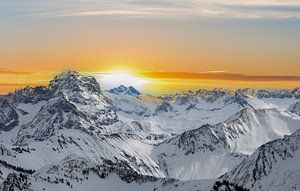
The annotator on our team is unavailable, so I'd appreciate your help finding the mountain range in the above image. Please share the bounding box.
[1,71,300,191]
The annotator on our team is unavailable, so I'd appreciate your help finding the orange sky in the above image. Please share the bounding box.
[1,70,300,95]
[1,1,300,94]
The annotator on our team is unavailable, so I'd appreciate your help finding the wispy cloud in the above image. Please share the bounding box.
[0,68,32,75]
[140,71,300,81]
[0,83,42,87]
[200,70,228,74]
[3,0,300,19]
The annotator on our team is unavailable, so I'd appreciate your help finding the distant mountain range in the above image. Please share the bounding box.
[1,71,300,191]
[108,85,141,96]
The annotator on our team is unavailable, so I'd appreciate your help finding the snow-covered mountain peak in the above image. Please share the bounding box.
[108,85,141,96]
[49,70,103,97]
[153,124,244,180]
[225,92,252,108]
[224,108,257,123]
[218,107,300,154]
[13,72,119,145]
[167,124,229,154]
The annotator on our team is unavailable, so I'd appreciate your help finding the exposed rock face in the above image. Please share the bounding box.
[0,144,16,158]
[288,101,300,116]
[1,173,31,191]
[5,86,49,104]
[0,100,19,131]
[155,102,173,113]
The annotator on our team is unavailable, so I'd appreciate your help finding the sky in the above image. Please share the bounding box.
[0,0,300,94]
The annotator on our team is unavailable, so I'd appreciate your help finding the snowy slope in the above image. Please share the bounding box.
[219,108,300,154]
[153,124,246,180]
[0,154,213,191]
[152,108,300,180]
[1,130,165,178]
[0,71,300,190]
[220,128,300,191]
[104,92,153,117]
[0,101,46,144]
[288,101,300,116]
[104,86,300,138]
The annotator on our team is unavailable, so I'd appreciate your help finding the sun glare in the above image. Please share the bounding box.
[96,71,149,91]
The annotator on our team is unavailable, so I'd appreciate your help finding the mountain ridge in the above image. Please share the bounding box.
[1,70,300,190]
[108,85,141,97]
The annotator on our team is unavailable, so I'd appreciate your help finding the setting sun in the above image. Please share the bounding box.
[96,71,149,91]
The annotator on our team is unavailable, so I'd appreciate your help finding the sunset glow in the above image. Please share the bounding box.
[2,69,300,95]
[1,0,300,94]
[96,71,149,91]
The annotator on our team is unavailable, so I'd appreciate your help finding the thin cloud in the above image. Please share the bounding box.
[140,71,300,82]
[5,0,300,19]
[0,83,44,87]
[0,68,33,75]
[200,70,228,74]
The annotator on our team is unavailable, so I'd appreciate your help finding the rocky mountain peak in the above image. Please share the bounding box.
[49,70,102,97]
[14,71,119,144]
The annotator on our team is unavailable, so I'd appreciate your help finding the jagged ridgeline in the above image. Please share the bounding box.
[0,71,300,191]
